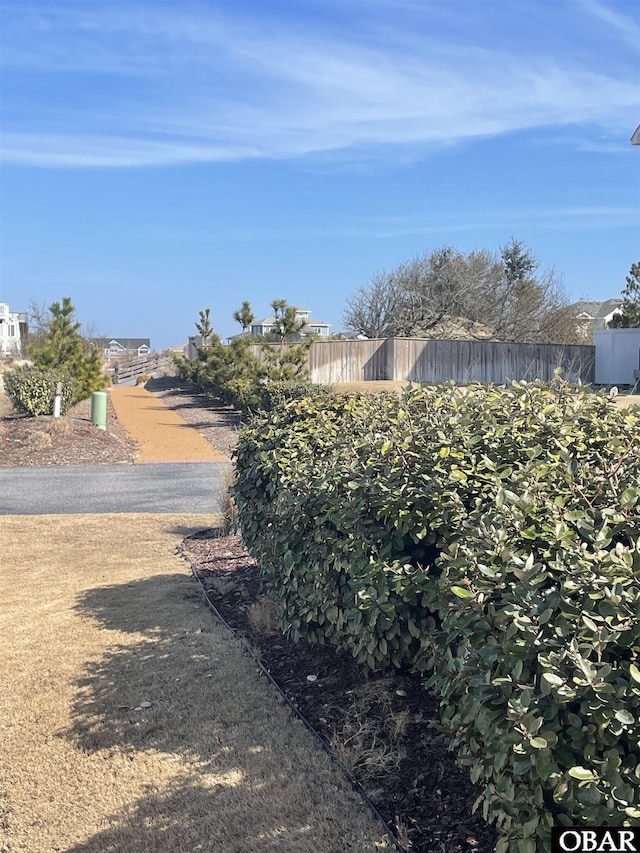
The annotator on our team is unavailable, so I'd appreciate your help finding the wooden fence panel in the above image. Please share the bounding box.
[228,338,595,386]
[309,339,389,383]
[393,339,594,385]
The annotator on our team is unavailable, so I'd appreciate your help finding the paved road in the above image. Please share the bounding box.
[0,462,230,515]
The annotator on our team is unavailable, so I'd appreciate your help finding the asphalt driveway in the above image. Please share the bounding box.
[0,462,230,515]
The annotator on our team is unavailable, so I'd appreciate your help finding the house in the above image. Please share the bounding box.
[570,299,623,342]
[229,307,331,342]
[0,303,28,357]
[93,337,152,361]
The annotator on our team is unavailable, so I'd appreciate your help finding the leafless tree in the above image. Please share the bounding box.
[343,272,407,338]
[343,241,582,344]
[24,299,52,355]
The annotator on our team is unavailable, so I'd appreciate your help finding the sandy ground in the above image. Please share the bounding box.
[0,514,391,853]
[612,393,640,409]
[109,385,228,463]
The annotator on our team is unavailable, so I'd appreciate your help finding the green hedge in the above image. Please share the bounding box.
[3,364,76,416]
[233,382,640,852]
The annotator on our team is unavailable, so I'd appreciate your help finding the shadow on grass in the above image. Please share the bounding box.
[163,523,222,538]
[62,776,326,853]
[64,573,223,755]
[61,573,387,852]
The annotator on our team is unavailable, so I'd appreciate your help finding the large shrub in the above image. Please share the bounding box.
[4,364,76,416]
[233,382,640,852]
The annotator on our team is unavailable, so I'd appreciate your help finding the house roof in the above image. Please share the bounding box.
[93,337,151,349]
[570,299,622,320]
[632,124,640,145]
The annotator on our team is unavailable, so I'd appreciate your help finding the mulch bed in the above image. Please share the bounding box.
[182,531,499,853]
[0,397,137,467]
[0,377,240,467]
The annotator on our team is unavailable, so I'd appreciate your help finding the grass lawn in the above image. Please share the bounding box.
[0,513,391,853]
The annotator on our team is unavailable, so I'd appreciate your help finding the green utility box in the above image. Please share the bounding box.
[91,391,108,431]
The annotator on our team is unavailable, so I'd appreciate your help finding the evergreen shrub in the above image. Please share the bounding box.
[4,364,76,416]
[233,382,640,852]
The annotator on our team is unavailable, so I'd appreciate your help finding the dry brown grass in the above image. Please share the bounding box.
[0,513,391,853]
[0,378,13,417]
[330,679,409,781]
[247,595,279,636]
[26,429,53,450]
[44,415,72,434]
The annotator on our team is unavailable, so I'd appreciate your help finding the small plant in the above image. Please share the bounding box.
[46,417,71,435]
[27,430,53,451]
[247,596,278,636]
[208,576,236,597]
[330,681,408,781]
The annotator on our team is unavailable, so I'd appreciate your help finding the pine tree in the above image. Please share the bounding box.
[609,262,640,328]
[261,300,311,380]
[232,301,255,334]
[30,297,106,402]
[196,308,213,346]
[269,299,305,346]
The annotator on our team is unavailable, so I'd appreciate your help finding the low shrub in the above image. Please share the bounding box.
[233,381,640,851]
[3,364,76,416]
[257,379,334,412]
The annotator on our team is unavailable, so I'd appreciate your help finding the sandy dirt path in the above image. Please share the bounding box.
[0,514,391,853]
[109,385,229,463]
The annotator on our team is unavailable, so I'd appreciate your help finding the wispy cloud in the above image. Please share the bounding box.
[371,205,638,238]
[1,2,638,168]
[582,0,640,50]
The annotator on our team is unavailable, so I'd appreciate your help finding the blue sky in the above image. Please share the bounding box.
[1,0,639,348]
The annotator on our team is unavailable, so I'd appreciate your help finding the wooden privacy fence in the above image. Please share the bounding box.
[251,338,596,386]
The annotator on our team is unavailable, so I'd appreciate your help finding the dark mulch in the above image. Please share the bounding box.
[182,531,499,853]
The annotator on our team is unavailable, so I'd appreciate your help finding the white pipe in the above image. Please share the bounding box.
[53,381,62,418]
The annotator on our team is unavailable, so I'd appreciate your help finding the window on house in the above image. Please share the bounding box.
[8,325,15,337]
